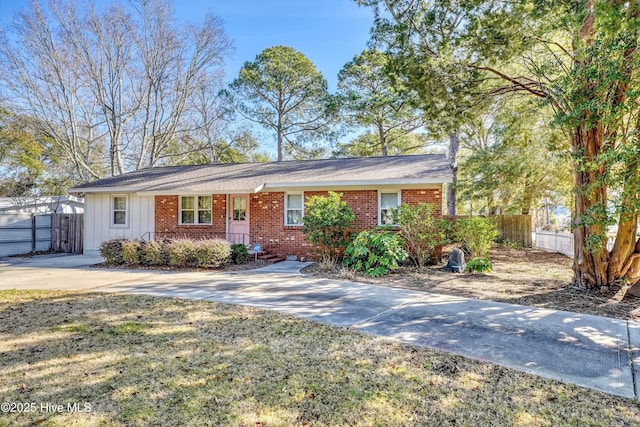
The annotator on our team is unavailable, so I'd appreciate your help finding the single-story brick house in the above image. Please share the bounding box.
[69,154,453,258]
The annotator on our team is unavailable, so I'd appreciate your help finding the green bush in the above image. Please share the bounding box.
[466,257,493,273]
[302,191,355,264]
[498,238,524,249]
[143,240,169,266]
[453,217,499,258]
[392,203,450,268]
[121,240,143,266]
[230,243,249,264]
[343,230,407,277]
[100,239,125,265]
[193,239,231,268]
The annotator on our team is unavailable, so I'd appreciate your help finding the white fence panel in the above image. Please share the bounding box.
[535,230,615,258]
[535,231,574,257]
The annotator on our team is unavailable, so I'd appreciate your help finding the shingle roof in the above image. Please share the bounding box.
[69,154,452,194]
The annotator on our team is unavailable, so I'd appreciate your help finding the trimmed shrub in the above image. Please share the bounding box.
[193,239,231,268]
[453,217,499,258]
[302,191,355,264]
[230,243,249,264]
[167,239,198,267]
[100,239,125,265]
[392,203,450,268]
[343,230,407,277]
[143,240,168,266]
[466,257,493,273]
[103,238,231,269]
[121,240,143,266]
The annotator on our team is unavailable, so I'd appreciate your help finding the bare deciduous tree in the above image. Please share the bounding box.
[0,0,232,179]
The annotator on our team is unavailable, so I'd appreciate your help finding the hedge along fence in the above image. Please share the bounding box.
[100,238,232,269]
[444,215,532,248]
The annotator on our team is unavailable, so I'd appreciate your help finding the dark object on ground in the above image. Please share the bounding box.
[446,248,466,273]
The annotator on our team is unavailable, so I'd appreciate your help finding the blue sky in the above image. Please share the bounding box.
[0,0,374,91]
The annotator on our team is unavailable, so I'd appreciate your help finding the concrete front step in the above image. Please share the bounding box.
[258,253,286,264]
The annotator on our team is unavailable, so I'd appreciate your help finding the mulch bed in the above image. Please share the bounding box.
[303,246,640,320]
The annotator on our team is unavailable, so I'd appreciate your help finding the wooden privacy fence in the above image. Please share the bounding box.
[51,213,83,254]
[493,215,533,248]
[445,214,533,248]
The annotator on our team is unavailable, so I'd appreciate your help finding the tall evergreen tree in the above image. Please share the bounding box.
[228,46,335,161]
[336,50,426,156]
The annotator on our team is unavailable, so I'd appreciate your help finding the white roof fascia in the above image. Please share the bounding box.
[68,186,140,194]
[75,178,451,196]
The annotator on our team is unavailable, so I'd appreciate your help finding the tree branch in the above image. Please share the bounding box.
[467,64,548,98]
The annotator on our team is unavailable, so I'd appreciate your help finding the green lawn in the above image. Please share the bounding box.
[1,290,639,426]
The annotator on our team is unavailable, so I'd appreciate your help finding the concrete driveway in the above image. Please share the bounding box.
[1,254,638,399]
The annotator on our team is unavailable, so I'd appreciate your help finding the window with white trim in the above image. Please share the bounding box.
[179,195,212,225]
[285,193,303,226]
[379,191,400,225]
[112,195,128,226]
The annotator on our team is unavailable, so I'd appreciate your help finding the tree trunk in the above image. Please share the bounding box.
[570,2,610,289]
[621,239,640,284]
[447,132,460,216]
[521,173,532,215]
[487,192,497,216]
[571,123,610,289]
[607,155,640,285]
[110,144,116,176]
[277,117,283,161]
[569,1,640,290]
[378,123,388,156]
[610,217,639,279]
[447,172,457,216]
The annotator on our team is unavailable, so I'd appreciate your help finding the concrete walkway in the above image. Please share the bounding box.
[1,256,638,399]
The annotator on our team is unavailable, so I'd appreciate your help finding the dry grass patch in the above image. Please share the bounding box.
[1,290,639,426]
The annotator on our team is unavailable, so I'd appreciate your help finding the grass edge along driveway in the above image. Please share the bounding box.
[1,290,639,426]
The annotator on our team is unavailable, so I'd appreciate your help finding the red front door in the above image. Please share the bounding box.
[228,194,249,245]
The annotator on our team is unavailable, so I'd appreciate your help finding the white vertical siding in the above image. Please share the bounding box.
[84,193,155,253]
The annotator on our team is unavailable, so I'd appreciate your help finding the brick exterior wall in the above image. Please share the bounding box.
[153,187,443,259]
[155,195,226,238]
[402,189,442,214]
[249,192,309,257]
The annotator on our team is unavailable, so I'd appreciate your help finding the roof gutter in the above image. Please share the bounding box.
[261,178,452,189]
